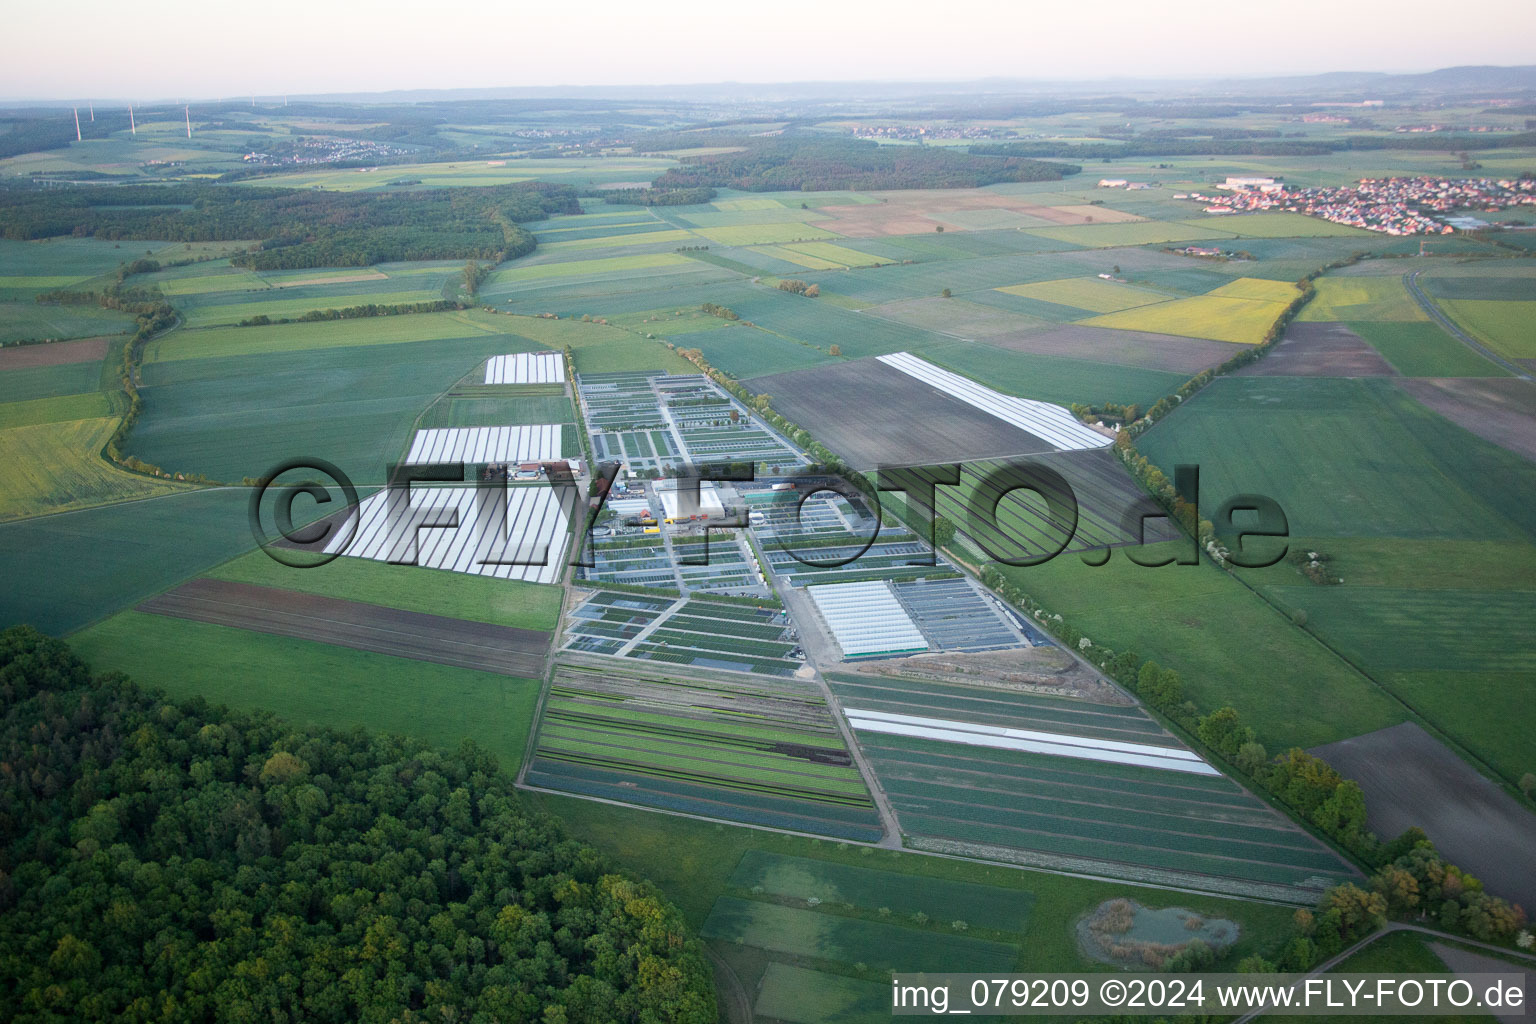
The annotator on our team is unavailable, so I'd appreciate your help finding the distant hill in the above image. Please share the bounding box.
[5,65,1535,109]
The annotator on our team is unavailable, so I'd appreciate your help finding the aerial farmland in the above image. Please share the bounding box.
[2,58,1535,1020]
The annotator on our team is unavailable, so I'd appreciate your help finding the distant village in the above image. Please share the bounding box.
[849,124,1008,141]
[241,138,411,167]
[1183,175,1536,235]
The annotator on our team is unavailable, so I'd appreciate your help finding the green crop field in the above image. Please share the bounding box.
[778,241,893,268]
[692,223,840,246]
[752,964,890,1024]
[923,340,1186,408]
[483,252,695,285]
[1176,212,1375,238]
[0,487,259,634]
[0,360,111,404]
[155,268,274,295]
[208,550,563,631]
[1136,376,1536,541]
[997,276,1172,313]
[1437,299,1536,360]
[540,228,697,251]
[689,325,839,378]
[175,288,447,328]
[234,156,678,191]
[0,390,112,429]
[1026,221,1234,248]
[1346,321,1508,377]
[1299,276,1428,322]
[0,416,193,521]
[0,302,134,345]
[994,546,1405,751]
[1252,578,1536,781]
[701,897,1021,973]
[144,311,508,362]
[728,852,1036,932]
[131,335,519,485]
[72,612,543,773]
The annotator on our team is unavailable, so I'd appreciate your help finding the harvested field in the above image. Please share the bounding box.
[749,358,1057,469]
[138,578,551,677]
[1398,377,1536,463]
[0,417,193,521]
[1236,322,1398,377]
[1311,723,1536,912]
[809,189,1138,238]
[983,325,1237,374]
[0,336,111,370]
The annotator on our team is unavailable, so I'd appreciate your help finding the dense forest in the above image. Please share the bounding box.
[652,138,1079,191]
[0,182,581,270]
[0,627,715,1023]
[591,187,717,207]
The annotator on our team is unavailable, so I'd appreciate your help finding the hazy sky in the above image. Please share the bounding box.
[4,0,1534,99]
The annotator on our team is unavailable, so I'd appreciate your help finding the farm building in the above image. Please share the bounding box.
[404,425,563,464]
[654,479,727,521]
[485,351,564,384]
[1221,176,1277,189]
[323,484,572,584]
[808,581,928,658]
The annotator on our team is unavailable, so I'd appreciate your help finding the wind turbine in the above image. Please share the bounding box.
[73,107,81,142]
[185,105,192,139]
[89,103,94,122]
[129,104,136,136]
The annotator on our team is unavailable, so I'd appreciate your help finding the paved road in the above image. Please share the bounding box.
[1405,270,1532,380]
[139,578,550,677]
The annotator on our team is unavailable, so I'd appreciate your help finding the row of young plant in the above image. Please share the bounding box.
[658,259,1532,970]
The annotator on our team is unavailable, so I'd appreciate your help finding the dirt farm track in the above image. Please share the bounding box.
[138,578,551,678]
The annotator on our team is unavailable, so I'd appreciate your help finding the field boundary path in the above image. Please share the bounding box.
[612,595,688,655]
[703,945,754,1024]
[1229,921,1536,1022]
[1405,270,1532,380]
[138,578,550,677]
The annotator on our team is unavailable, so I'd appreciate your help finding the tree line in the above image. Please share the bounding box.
[591,187,716,206]
[653,138,1079,192]
[0,182,579,270]
[0,627,715,1023]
